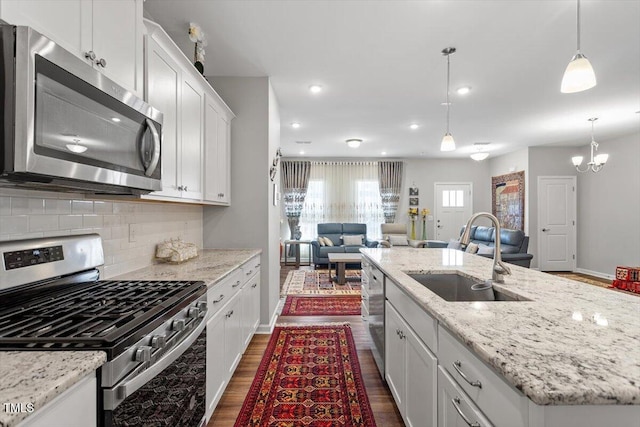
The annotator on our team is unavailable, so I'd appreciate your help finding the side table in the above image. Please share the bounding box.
[283,240,312,267]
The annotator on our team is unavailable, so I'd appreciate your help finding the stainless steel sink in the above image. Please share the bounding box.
[407,273,530,302]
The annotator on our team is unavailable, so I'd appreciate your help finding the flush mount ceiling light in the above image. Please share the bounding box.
[381,151,387,156]
[572,117,608,173]
[409,123,419,130]
[456,86,471,95]
[470,142,490,161]
[346,138,362,148]
[561,0,597,93]
[291,122,301,128]
[309,85,323,94]
[440,47,456,152]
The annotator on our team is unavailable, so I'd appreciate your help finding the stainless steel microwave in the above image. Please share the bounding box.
[0,25,162,195]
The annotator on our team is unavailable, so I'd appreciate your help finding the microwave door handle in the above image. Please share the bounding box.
[144,118,161,177]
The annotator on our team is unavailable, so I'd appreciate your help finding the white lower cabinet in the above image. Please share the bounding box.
[438,367,493,427]
[241,272,261,351]
[385,301,438,427]
[18,374,96,427]
[206,306,227,418]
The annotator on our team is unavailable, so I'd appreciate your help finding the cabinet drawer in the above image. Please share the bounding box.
[370,265,383,288]
[386,278,438,353]
[438,366,493,427]
[207,268,245,315]
[242,255,261,279]
[438,326,528,427]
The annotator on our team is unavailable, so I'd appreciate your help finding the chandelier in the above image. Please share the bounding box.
[571,118,608,173]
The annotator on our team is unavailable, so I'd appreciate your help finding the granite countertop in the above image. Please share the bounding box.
[361,247,640,406]
[0,249,260,427]
[0,351,106,427]
[112,248,261,285]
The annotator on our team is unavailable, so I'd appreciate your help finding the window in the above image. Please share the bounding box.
[442,190,464,207]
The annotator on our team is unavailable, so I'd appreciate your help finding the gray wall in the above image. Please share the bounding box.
[203,76,280,331]
[574,131,640,275]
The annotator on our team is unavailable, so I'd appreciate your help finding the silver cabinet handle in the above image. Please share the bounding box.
[96,57,107,68]
[226,310,234,318]
[251,283,257,288]
[84,50,96,61]
[212,294,224,303]
[184,186,188,191]
[143,119,161,177]
[232,280,241,288]
[542,228,550,232]
[453,360,482,388]
[246,269,253,276]
[451,397,480,427]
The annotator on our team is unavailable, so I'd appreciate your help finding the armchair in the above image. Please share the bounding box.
[378,223,426,248]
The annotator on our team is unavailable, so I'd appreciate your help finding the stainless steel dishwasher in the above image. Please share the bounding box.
[367,263,385,379]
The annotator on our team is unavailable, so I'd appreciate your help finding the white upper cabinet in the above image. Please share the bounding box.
[143,19,234,205]
[0,0,143,97]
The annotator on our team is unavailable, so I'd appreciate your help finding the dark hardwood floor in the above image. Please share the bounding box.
[207,265,404,426]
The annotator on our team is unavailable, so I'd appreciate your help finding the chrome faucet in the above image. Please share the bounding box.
[459,212,511,283]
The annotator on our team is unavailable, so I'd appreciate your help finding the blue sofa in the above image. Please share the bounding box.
[311,223,378,268]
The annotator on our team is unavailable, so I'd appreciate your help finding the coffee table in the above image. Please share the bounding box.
[328,253,362,285]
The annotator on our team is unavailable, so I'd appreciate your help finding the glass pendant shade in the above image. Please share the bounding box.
[440,133,455,152]
[561,53,597,93]
[571,156,584,166]
[594,153,608,165]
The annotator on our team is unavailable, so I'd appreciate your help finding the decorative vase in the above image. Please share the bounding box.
[410,219,416,240]
[293,226,302,240]
[421,218,427,240]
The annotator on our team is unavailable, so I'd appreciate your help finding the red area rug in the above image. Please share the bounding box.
[281,296,362,316]
[234,324,376,426]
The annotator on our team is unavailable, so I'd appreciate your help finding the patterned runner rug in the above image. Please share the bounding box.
[234,324,376,426]
[282,270,361,295]
[281,295,362,316]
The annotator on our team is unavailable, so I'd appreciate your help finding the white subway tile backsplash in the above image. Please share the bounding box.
[0,191,203,278]
[29,215,59,232]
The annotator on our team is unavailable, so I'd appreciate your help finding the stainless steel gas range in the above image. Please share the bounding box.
[0,234,208,427]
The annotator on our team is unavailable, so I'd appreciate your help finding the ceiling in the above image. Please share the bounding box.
[144,0,640,159]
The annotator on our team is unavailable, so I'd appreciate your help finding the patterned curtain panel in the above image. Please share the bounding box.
[281,161,311,239]
[378,161,403,223]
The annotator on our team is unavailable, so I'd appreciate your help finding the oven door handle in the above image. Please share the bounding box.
[143,118,161,177]
[103,316,205,411]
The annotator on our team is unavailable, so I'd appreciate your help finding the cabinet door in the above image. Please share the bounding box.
[216,113,230,204]
[145,37,181,198]
[223,295,243,379]
[0,0,88,61]
[203,93,231,205]
[91,0,143,96]
[385,301,406,411]
[180,74,204,200]
[206,309,227,419]
[438,367,493,427]
[405,325,438,427]
[241,273,260,350]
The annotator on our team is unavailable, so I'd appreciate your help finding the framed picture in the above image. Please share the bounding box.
[409,197,419,206]
[409,187,419,196]
[491,171,525,231]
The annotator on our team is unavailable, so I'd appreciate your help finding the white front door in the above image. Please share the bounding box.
[538,176,577,271]
[434,183,473,241]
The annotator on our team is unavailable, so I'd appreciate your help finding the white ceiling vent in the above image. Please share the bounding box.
[295,140,312,144]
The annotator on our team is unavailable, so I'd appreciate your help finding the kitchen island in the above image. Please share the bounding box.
[362,247,639,426]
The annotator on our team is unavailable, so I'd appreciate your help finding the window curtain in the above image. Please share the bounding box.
[300,161,385,240]
[281,161,311,240]
[378,161,404,223]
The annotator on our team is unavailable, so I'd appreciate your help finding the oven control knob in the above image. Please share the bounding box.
[188,307,201,319]
[196,301,208,314]
[172,319,185,332]
[151,335,166,349]
[134,346,152,362]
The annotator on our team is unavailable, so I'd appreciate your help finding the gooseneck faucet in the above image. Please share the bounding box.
[459,212,511,283]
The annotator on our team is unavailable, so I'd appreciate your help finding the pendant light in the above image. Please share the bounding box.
[561,0,597,93]
[571,117,608,173]
[440,47,456,152]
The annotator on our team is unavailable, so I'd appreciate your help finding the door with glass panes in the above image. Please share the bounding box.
[434,183,473,241]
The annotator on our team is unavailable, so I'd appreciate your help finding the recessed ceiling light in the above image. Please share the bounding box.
[409,124,419,130]
[299,150,305,155]
[309,85,323,94]
[291,122,301,128]
[111,117,121,122]
[456,86,471,95]
[346,138,362,148]
[381,151,387,156]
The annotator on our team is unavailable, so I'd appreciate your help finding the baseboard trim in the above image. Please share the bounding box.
[575,268,614,280]
[256,305,278,334]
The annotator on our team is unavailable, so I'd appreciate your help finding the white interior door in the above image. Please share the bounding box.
[434,183,472,241]
[538,176,576,271]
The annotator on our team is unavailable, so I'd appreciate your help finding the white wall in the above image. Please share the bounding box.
[574,131,640,276]
[0,189,203,278]
[403,158,492,238]
[203,76,280,331]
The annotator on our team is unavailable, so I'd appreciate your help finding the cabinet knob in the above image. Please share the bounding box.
[96,58,107,68]
[84,50,96,61]
[183,186,188,191]
[177,185,184,191]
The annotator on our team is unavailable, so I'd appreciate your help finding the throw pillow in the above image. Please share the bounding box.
[322,237,334,247]
[317,237,326,247]
[477,244,494,255]
[342,234,364,246]
[388,234,409,246]
[465,242,479,254]
[447,239,462,250]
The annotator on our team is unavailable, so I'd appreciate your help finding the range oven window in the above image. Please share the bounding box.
[106,329,206,427]
[33,55,161,179]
